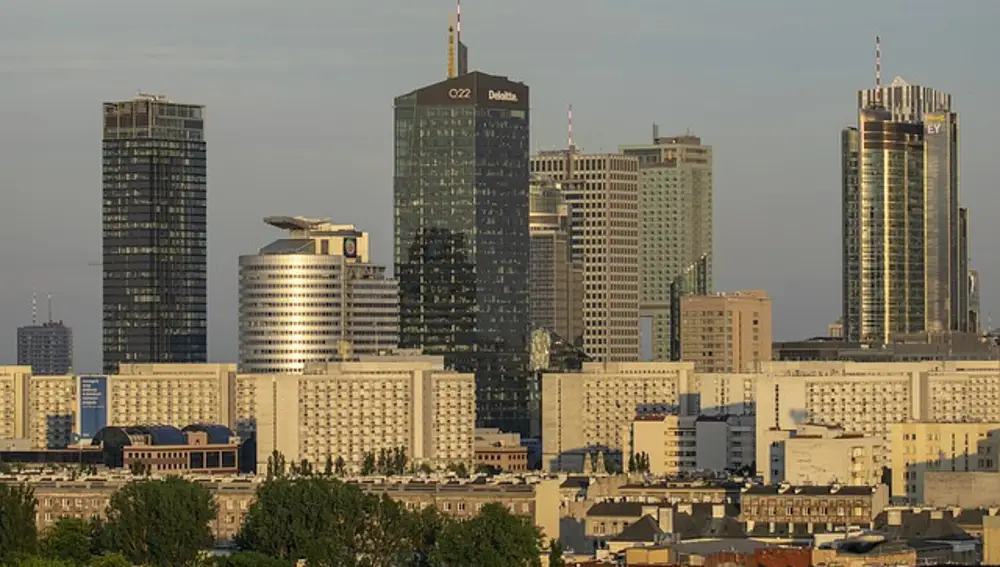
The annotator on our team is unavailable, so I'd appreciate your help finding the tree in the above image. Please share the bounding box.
[236,476,415,566]
[40,517,95,565]
[628,453,636,473]
[87,554,131,567]
[391,447,407,475]
[0,482,38,563]
[548,540,566,567]
[10,557,73,567]
[432,503,542,567]
[324,456,334,477]
[447,462,469,478]
[101,476,218,567]
[418,463,433,475]
[212,551,293,566]
[334,456,346,477]
[360,452,376,476]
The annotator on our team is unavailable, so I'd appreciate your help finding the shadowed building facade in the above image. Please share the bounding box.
[102,93,207,373]
[393,71,532,435]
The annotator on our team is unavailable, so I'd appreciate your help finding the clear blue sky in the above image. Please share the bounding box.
[1,0,997,372]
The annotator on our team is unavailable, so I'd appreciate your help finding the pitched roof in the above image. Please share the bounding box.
[611,515,663,542]
[587,501,645,517]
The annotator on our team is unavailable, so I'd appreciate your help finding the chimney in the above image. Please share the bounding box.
[888,510,902,526]
[658,507,674,534]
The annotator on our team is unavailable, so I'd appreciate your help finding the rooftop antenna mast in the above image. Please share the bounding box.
[447,14,455,78]
[566,104,575,178]
[874,35,882,106]
[47,293,52,324]
[31,288,37,325]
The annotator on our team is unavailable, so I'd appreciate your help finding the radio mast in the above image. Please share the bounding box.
[447,14,455,78]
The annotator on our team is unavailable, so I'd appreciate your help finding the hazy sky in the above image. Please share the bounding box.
[1,0,998,373]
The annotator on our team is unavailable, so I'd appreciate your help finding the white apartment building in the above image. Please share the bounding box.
[250,355,475,471]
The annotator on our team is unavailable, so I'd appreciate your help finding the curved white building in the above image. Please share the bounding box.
[238,217,399,374]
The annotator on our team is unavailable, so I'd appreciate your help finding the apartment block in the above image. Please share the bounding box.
[739,484,889,532]
[680,290,772,373]
[541,362,695,471]
[5,475,560,547]
[29,375,75,449]
[530,151,640,362]
[622,415,696,475]
[760,425,885,486]
[249,355,475,471]
[0,366,32,440]
[890,421,1000,504]
[109,363,237,430]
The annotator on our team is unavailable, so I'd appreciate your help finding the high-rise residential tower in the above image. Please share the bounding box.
[17,320,73,375]
[102,93,207,373]
[621,130,713,360]
[239,217,399,374]
[394,71,532,435]
[529,176,583,346]
[530,151,640,362]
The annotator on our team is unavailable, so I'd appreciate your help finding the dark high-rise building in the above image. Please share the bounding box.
[102,93,207,373]
[18,321,73,375]
[394,71,531,435]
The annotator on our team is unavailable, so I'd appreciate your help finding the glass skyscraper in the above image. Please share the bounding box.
[102,93,207,373]
[394,71,531,435]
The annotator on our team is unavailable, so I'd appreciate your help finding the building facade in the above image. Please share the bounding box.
[102,93,207,373]
[760,424,884,486]
[17,321,73,376]
[394,71,532,435]
[530,151,640,362]
[842,108,925,344]
[679,290,772,373]
[621,132,713,361]
[529,177,583,346]
[890,421,1000,504]
[238,216,399,374]
[250,355,475,471]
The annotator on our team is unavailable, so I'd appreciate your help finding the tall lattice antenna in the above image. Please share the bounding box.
[47,293,52,323]
[568,104,574,150]
[31,288,37,326]
[875,35,882,103]
[456,0,461,44]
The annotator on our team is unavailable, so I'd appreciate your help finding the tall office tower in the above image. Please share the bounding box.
[679,290,772,373]
[239,217,399,374]
[621,130,713,360]
[102,93,207,374]
[923,111,963,334]
[17,321,73,375]
[530,151,640,362]
[394,72,531,435]
[842,107,925,344]
[529,176,583,346]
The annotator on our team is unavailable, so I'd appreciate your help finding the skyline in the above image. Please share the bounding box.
[2,0,999,373]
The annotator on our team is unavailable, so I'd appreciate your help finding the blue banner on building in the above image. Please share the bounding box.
[79,376,108,440]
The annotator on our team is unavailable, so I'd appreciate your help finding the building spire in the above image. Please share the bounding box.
[875,35,882,104]
[568,104,574,151]
[31,288,37,326]
[447,14,455,78]
[47,293,53,324]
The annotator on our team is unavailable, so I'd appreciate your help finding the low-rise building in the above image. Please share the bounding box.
[623,415,696,475]
[759,425,884,486]
[474,428,528,472]
[739,484,889,536]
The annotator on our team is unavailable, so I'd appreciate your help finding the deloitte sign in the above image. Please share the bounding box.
[487,90,519,103]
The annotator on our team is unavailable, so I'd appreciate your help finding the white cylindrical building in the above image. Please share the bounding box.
[238,217,399,374]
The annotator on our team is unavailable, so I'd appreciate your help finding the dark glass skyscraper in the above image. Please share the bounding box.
[394,72,531,435]
[102,93,207,373]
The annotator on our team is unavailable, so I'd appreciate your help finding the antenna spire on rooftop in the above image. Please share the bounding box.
[31,288,37,326]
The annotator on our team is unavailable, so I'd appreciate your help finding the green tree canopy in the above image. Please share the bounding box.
[86,553,130,567]
[0,483,38,563]
[9,556,74,567]
[100,476,218,567]
[212,551,293,567]
[236,476,419,567]
[432,503,542,567]
[39,517,96,566]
